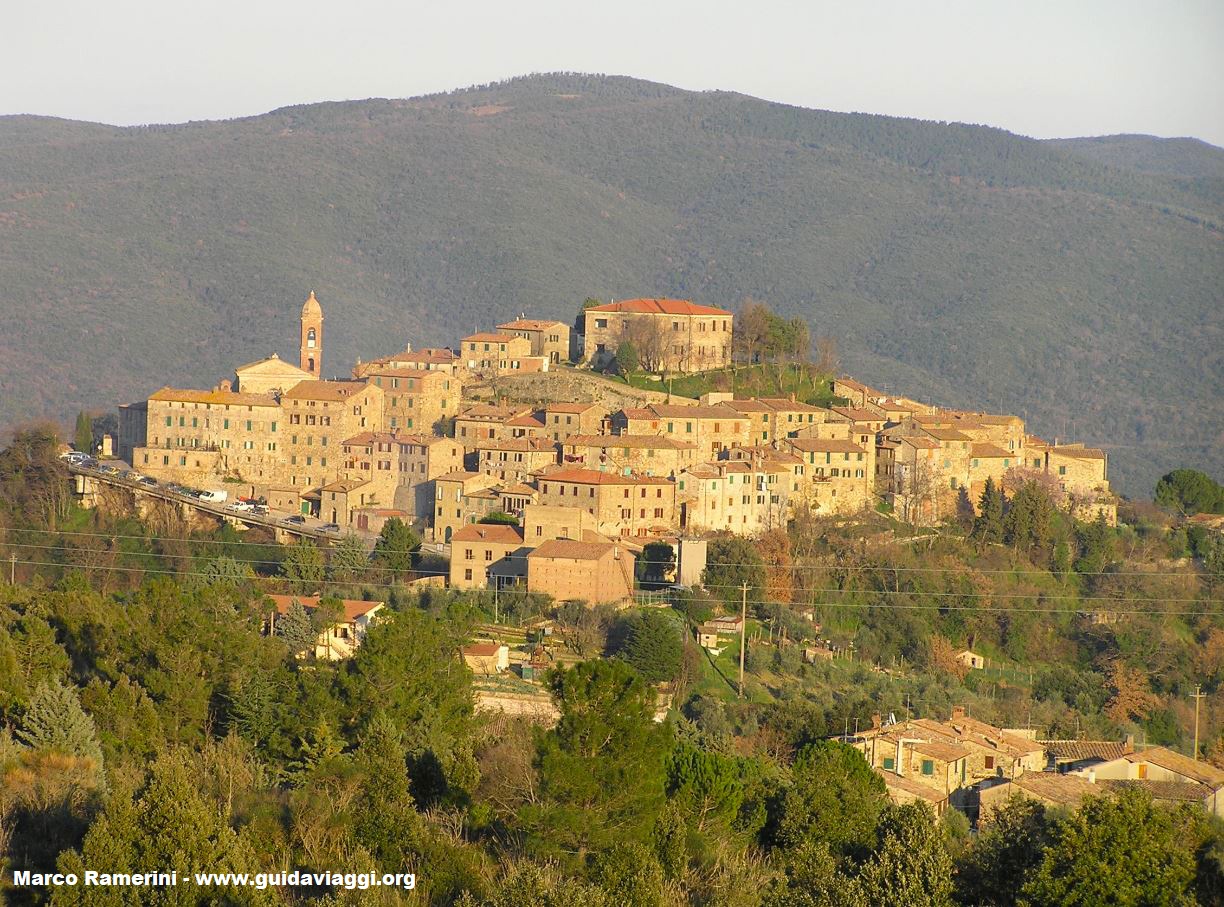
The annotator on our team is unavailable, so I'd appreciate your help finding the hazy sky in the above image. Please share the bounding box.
[5,0,1223,145]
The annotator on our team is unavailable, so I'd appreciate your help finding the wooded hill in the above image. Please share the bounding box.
[1,73,1221,495]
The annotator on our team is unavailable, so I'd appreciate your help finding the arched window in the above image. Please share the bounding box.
[306,328,317,349]
[307,357,316,372]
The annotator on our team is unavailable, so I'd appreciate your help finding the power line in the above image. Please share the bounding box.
[6,556,1221,617]
[1,527,1211,580]
[13,538,1217,605]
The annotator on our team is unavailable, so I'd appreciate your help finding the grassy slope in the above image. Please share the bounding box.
[1,75,1222,495]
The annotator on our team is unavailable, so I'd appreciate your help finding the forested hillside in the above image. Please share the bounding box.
[1,74,1222,494]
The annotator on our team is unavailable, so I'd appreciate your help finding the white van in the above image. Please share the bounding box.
[197,489,229,504]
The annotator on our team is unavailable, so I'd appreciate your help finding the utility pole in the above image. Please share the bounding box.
[738,582,747,699]
[1192,685,1205,761]
[493,584,499,626]
[9,554,15,585]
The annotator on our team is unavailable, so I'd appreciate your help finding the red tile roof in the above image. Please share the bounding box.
[282,380,372,401]
[451,524,525,545]
[586,298,732,316]
[528,539,622,561]
[266,594,383,622]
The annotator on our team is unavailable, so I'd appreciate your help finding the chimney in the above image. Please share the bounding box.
[1123,734,1135,754]
[1087,770,1096,784]
[951,705,966,720]
[871,713,882,729]
[219,379,232,392]
[895,739,904,776]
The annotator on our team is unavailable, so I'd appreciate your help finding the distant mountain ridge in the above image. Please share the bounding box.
[1,73,1221,495]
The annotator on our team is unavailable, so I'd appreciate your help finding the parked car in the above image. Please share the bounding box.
[138,476,158,487]
[320,522,341,533]
[225,501,253,513]
[80,458,99,469]
[250,505,269,515]
[197,489,229,504]
[284,514,307,525]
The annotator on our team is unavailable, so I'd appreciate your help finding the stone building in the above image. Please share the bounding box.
[460,332,548,375]
[360,367,462,435]
[526,539,636,605]
[535,467,677,538]
[583,298,733,374]
[449,523,528,590]
[235,354,317,396]
[540,402,607,442]
[455,405,541,446]
[133,385,282,484]
[679,459,791,534]
[779,437,873,514]
[612,403,751,457]
[560,434,698,477]
[280,380,384,491]
[474,437,559,484]
[497,317,571,364]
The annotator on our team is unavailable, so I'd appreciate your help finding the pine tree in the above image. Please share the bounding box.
[373,518,420,582]
[281,538,325,592]
[620,611,683,683]
[329,532,370,585]
[276,599,316,657]
[17,679,104,771]
[73,411,93,454]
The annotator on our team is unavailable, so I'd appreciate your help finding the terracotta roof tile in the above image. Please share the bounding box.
[586,298,731,316]
[451,524,525,545]
[282,380,372,401]
[528,538,622,561]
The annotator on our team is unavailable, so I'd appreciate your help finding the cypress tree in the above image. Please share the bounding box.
[73,411,93,454]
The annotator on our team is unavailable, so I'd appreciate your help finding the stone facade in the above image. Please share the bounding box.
[361,367,462,435]
[583,298,732,373]
[526,539,636,605]
[534,467,677,538]
[474,437,559,484]
[497,318,571,364]
[560,434,698,477]
[449,523,527,590]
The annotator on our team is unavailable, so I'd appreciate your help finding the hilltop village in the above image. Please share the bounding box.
[115,292,1115,599]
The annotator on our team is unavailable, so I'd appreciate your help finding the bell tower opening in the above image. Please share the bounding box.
[300,291,323,378]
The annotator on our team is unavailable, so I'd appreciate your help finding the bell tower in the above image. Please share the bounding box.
[300,290,323,377]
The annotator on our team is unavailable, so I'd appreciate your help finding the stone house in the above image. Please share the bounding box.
[433,471,502,542]
[474,437,559,484]
[612,403,751,457]
[454,405,540,446]
[779,437,872,514]
[361,367,462,435]
[460,332,533,374]
[540,402,607,442]
[583,298,733,374]
[449,523,528,590]
[534,467,677,538]
[560,434,698,477]
[497,318,571,364]
[526,539,636,605]
[678,460,790,534]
